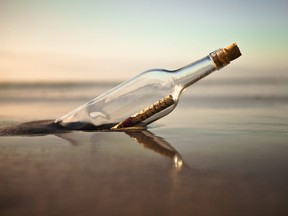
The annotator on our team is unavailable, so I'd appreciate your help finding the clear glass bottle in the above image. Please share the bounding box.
[55,43,241,130]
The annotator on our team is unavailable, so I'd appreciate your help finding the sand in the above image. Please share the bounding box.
[1,75,288,215]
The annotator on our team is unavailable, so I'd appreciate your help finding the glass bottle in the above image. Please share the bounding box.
[55,43,241,130]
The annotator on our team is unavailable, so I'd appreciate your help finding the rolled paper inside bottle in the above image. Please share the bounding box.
[112,95,175,129]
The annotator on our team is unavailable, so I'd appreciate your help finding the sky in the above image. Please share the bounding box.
[0,0,287,82]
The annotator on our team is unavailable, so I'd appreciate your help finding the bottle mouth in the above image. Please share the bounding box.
[210,43,242,69]
[224,43,242,61]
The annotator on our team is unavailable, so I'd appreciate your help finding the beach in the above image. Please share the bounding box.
[1,70,288,215]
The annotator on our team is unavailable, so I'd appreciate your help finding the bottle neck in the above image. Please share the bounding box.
[173,49,231,88]
[173,55,215,88]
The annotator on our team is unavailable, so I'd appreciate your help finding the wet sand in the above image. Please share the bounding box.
[1,76,288,216]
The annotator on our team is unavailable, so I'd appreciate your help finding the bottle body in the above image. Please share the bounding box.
[55,69,181,129]
[55,43,241,130]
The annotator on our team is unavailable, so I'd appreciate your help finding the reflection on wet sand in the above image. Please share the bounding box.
[57,130,184,170]
[125,131,183,169]
[0,118,184,169]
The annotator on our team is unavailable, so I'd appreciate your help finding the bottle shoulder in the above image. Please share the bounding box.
[136,68,176,82]
[141,68,174,74]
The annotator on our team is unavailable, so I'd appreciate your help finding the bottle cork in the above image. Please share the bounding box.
[210,43,242,68]
[224,43,242,62]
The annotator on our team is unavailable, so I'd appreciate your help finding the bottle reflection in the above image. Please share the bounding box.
[125,130,184,169]
[57,130,184,170]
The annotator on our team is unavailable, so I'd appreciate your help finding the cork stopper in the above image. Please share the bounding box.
[224,43,242,62]
[210,42,242,68]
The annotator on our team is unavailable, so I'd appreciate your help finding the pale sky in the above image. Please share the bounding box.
[0,0,287,82]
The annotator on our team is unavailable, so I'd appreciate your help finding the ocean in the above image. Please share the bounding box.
[1,70,288,215]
